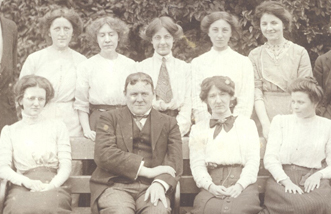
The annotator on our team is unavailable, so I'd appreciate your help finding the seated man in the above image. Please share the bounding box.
[90,72,183,214]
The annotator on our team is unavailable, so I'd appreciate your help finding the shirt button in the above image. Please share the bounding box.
[230,175,234,178]
[224,206,228,210]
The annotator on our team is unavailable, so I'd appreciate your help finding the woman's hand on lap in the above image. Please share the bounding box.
[227,183,244,198]
[280,178,303,194]
[304,172,322,193]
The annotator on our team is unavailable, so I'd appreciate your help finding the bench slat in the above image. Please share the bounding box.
[72,207,91,214]
[67,176,91,194]
[71,137,95,160]
[180,175,269,194]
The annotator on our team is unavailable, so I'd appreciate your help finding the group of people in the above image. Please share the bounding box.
[0,0,331,214]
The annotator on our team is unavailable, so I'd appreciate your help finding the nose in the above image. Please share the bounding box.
[266,23,272,30]
[33,98,40,106]
[215,95,222,103]
[159,37,166,44]
[105,34,110,43]
[217,31,223,39]
[59,28,65,36]
[136,94,143,102]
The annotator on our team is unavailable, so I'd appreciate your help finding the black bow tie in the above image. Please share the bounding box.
[210,116,237,138]
[133,114,149,121]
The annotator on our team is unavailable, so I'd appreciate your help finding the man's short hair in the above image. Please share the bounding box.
[123,72,154,94]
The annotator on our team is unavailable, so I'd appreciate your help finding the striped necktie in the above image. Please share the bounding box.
[155,57,173,103]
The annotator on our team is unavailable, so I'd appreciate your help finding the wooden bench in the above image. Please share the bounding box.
[179,137,269,213]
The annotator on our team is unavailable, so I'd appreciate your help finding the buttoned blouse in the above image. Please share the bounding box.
[0,114,72,188]
[248,41,312,101]
[136,52,191,136]
[264,115,331,182]
[191,47,254,122]
[189,116,260,190]
[74,54,136,113]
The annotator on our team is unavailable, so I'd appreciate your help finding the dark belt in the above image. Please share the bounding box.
[159,109,179,117]
[89,104,126,112]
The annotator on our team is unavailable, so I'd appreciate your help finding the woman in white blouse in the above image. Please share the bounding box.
[74,16,135,141]
[262,77,331,214]
[20,7,87,137]
[136,16,191,136]
[189,76,261,214]
[191,12,254,123]
[0,75,72,213]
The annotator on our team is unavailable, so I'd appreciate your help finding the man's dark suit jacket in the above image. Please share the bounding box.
[314,50,331,119]
[0,15,18,131]
[90,107,183,214]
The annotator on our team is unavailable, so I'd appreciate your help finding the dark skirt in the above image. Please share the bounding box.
[191,165,262,214]
[3,167,71,214]
[261,164,331,214]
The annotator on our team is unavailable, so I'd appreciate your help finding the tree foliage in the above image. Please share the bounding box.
[1,0,330,71]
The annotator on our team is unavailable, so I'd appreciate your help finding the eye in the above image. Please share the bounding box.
[99,33,105,37]
[38,97,46,102]
[153,35,161,40]
[164,35,172,40]
[212,28,218,32]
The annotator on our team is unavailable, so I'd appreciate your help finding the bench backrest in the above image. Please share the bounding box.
[68,137,95,194]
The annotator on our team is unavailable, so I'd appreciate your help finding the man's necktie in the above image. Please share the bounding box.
[133,114,149,130]
[209,115,237,139]
[155,57,173,103]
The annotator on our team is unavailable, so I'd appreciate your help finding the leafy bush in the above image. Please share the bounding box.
[1,0,330,72]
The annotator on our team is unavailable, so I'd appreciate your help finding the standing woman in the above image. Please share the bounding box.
[74,16,135,141]
[189,76,261,214]
[262,77,331,214]
[248,1,312,139]
[137,16,191,136]
[192,11,254,123]
[0,75,72,214]
[20,7,87,137]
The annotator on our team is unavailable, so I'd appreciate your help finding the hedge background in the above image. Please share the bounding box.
[1,0,331,73]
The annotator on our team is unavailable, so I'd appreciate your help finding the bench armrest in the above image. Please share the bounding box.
[0,179,8,214]
[172,181,180,214]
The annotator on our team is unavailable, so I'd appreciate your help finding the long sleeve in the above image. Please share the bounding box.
[189,124,212,190]
[19,55,35,78]
[317,125,331,178]
[233,58,254,117]
[0,126,30,186]
[74,61,90,113]
[50,122,72,188]
[248,48,264,101]
[176,64,192,136]
[237,119,260,189]
[191,58,211,123]
[264,116,288,182]
[297,48,313,78]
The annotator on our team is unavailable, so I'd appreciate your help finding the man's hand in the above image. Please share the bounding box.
[144,182,168,208]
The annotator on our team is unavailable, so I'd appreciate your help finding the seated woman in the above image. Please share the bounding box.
[189,76,261,214]
[262,77,331,214]
[0,75,72,214]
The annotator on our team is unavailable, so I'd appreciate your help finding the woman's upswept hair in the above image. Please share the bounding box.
[41,7,83,42]
[253,1,292,32]
[15,75,55,111]
[87,16,129,50]
[140,16,183,41]
[200,11,240,37]
[288,77,324,104]
[200,76,235,102]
